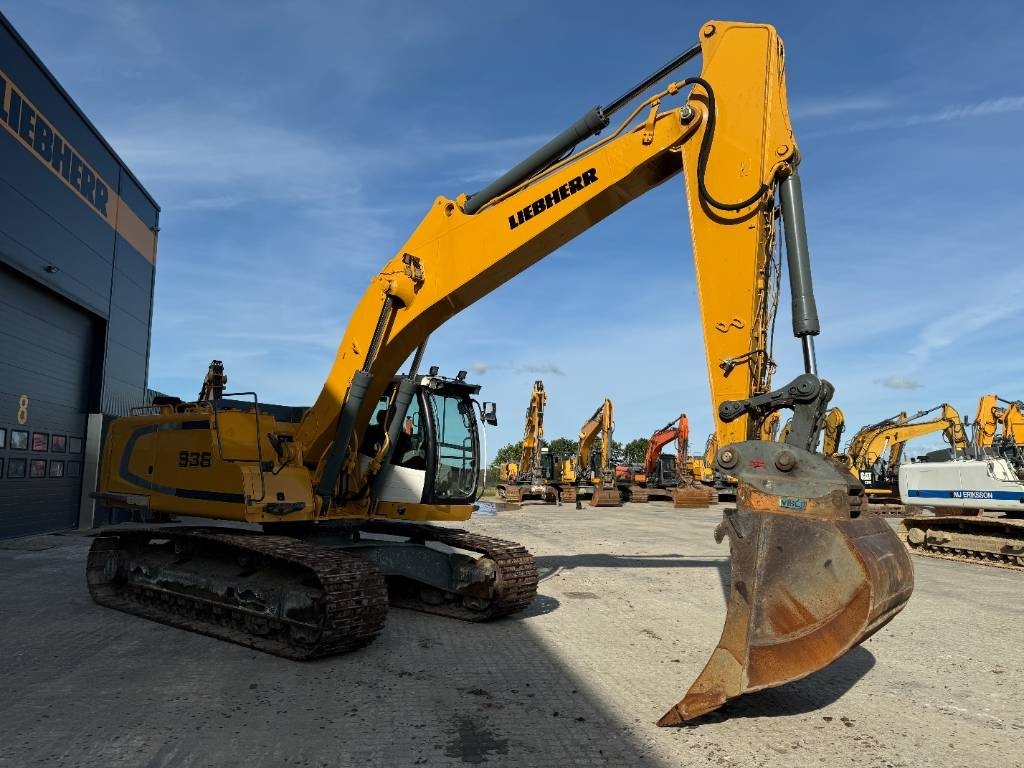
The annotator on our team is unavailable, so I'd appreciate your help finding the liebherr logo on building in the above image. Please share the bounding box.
[0,71,111,217]
[507,168,598,230]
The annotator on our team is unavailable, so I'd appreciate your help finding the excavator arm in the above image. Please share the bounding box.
[575,403,605,479]
[518,381,547,480]
[1003,400,1024,445]
[974,394,1003,449]
[644,416,685,477]
[822,407,845,456]
[886,404,968,467]
[290,21,812,507]
[843,411,907,472]
[96,20,913,724]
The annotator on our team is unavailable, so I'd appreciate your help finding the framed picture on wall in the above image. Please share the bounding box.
[10,430,28,450]
[32,433,49,452]
[51,435,67,453]
[0,428,5,449]
[8,458,27,478]
[49,461,65,478]
[29,459,47,478]
[69,437,83,454]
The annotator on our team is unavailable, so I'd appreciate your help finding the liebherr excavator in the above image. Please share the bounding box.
[88,20,913,724]
[497,380,557,504]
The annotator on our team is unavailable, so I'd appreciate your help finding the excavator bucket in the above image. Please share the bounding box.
[658,441,913,725]
[672,485,718,508]
[589,483,623,507]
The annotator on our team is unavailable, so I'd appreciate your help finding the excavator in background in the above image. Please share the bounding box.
[972,394,1024,467]
[637,415,717,507]
[821,407,845,455]
[558,399,618,505]
[700,431,736,496]
[198,360,229,402]
[899,393,1024,570]
[779,406,840,453]
[840,404,967,508]
[497,380,557,504]
[87,21,913,724]
[638,415,687,502]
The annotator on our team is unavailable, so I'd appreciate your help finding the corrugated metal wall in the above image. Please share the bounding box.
[0,13,159,536]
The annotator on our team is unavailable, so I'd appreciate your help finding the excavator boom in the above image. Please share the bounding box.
[92,20,913,724]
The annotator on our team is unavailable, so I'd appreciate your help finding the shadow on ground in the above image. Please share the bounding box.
[680,645,877,725]
[0,534,673,768]
[536,552,731,602]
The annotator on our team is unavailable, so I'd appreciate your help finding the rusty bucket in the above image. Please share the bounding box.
[589,482,623,507]
[672,484,718,508]
[658,441,914,725]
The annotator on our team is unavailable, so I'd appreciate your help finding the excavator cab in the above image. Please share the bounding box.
[369,373,488,505]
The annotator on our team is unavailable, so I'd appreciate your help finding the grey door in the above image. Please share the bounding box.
[0,265,96,538]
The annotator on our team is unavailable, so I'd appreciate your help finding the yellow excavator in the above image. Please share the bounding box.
[822,407,846,455]
[558,399,623,507]
[497,380,557,504]
[842,404,967,504]
[973,393,1024,462]
[558,399,624,507]
[780,406,841,454]
[88,20,913,725]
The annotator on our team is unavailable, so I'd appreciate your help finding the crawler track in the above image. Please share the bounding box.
[899,516,1024,571]
[87,528,388,659]
[360,521,538,620]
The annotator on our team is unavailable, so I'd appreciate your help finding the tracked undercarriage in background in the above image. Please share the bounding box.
[899,516,1024,570]
[897,458,1024,570]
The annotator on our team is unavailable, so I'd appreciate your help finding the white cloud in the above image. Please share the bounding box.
[790,96,890,120]
[904,96,1024,125]
[876,375,922,390]
[471,362,566,376]
[805,94,1024,136]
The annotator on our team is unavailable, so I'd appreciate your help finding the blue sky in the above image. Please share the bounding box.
[8,0,1024,458]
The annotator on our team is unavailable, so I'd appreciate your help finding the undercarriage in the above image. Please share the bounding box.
[88,521,539,658]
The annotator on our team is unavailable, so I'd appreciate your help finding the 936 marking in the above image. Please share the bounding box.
[178,451,212,468]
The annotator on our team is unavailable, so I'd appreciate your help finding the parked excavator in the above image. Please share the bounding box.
[637,415,717,507]
[198,360,228,402]
[639,415,686,502]
[822,407,846,455]
[779,406,840,454]
[87,20,913,725]
[558,399,622,506]
[899,394,1024,570]
[840,404,967,509]
[972,393,1024,467]
[497,381,557,504]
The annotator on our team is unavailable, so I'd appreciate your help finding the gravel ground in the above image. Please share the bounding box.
[0,502,1020,767]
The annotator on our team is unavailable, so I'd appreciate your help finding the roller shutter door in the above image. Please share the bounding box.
[0,265,95,538]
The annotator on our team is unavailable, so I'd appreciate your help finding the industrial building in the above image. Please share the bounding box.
[0,12,159,538]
